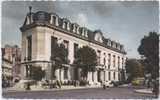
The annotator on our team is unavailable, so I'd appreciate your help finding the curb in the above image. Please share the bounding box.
[134,89,153,94]
[3,86,101,93]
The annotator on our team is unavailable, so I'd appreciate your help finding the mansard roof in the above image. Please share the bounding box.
[20,11,126,54]
[33,11,50,22]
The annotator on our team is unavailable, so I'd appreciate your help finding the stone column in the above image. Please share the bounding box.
[68,41,74,64]
[55,17,59,26]
[76,26,80,34]
[61,69,64,81]
[67,68,71,80]
[67,22,70,30]
[55,69,60,80]
[73,24,76,33]
[104,71,106,81]
[87,72,92,82]
[77,68,81,80]
[50,15,53,24]
[92,72,94,82]
[21,65,26,80]
[94,71,97,82]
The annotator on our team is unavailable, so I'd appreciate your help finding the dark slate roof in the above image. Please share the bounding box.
[33,11,50,22]
[20,11,126,54]
[88,29,95,40]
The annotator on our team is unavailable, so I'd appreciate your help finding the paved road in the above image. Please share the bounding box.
[2,87,156,99]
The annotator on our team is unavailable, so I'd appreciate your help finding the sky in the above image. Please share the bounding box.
[1,1,159,59]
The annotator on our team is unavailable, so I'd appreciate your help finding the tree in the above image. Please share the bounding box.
[30,66,45,81]
[50,41,68,80]
[138,32,159,79]
[125,59,144,82]
[74,46,97,79]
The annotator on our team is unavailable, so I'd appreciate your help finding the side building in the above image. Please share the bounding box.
[20,9,127,84]
[2,45,21,83]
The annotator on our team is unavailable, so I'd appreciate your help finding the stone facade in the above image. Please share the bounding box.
[2,45,21,81]
[20,10,126,84]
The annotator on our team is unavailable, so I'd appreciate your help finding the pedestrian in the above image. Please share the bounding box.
[102,81,106,90]
[128,83,132,89]
[57,80,61,88]
[26,82,31,90]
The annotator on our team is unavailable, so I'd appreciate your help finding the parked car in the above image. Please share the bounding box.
[111,81,119,87]
[103,81,114,88]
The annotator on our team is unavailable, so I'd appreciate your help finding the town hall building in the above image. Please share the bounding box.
[20,8,127,85]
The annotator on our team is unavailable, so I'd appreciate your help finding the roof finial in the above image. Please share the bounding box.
[29,6,32,24]
[29,6,32,14]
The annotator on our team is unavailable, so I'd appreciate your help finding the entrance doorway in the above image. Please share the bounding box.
[97,71,101,82]
[74,68,79,80]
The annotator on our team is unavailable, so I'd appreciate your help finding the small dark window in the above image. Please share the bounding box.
[27,36,32,60]
[113,72,116,80]
[74,43,79,58]
[64,68,68,79]
[108,72,111,80]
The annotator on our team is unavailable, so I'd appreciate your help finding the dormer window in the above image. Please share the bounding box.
[111,41,114,47]
[76,26,80,34]
[84,29,88,37]
[72,24,76,33]
[79,27,88,37]
[117,44,120,50]
[50,14,59,26]
[107,40,111,46]
[120,45,124,51]
[81,28,85,36]
[94,30,103,43]
[111,42,116,48]
[63,21,67,29]
[62,19,70,30]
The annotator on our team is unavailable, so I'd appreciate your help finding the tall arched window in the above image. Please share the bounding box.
[50,14,59,26]
[113,72,116,80]
[108,72,111,80]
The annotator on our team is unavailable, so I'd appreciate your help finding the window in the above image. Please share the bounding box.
[72,24,76,33]
[64,68,68,79]
[97,50,101,65]
[74,43,79,58]
[108,72,111,80]
[27,36,32,60]
[103,53,106,67]
[95,33,103,43]
[63,21,68,29]
[113,55,116,67]
[103,58,106,66]
[85,30,88,37]
[63,40,69,50]
[50,15,57,25]
[81,28,85,36]
[63,40,69,60]
[122,58,124,68]
[118,56,120,69]
[108,53,111,69]
[53,16,56,25]
[51,36,57,60]
[113,72,116,80]
[107,40,111,46]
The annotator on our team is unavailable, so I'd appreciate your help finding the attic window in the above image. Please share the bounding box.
[95,32,103,43]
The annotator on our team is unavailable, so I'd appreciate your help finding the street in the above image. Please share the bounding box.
[2,87,156,99]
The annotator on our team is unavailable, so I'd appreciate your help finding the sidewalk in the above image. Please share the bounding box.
[134,88,153,94]
[3,85,101,93]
